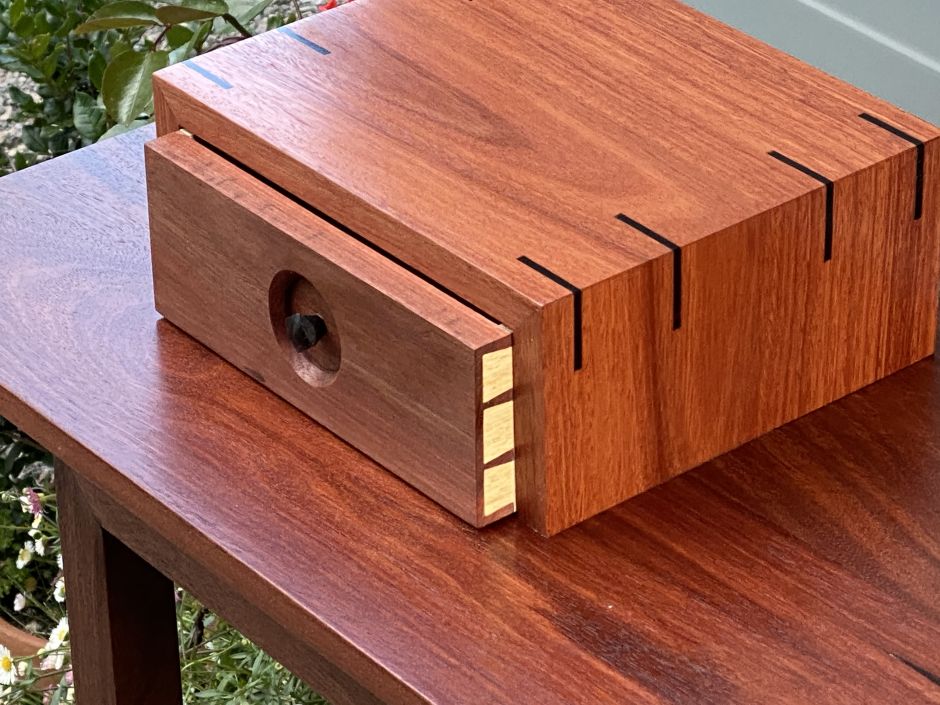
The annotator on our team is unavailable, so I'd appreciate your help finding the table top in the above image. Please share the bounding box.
[153,0,939,323]
[1,126,939,704]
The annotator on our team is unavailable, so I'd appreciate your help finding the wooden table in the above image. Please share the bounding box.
[1,128,939,704]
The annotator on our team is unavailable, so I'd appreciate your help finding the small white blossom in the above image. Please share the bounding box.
[47,617,69,651]
[41,652,64,671]
[53,578,66,603]
[57,554,63,570]
[0,645,15,686]
[16,547,33,569]
[31,514,42,529]
[34,538,45,557]
[27,529,39,539]
[12,594,26,612]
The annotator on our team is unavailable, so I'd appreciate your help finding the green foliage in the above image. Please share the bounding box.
[178,592,328,704]
[0,0,295,174]
[0,418,55,609]
[0,0,114,172]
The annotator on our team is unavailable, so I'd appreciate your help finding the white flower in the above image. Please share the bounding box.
[57,554,63,570]
[12,594,26,612]
[53,578,66,603]
[0,645,15,686]
[47,618,69,651]
[27,529,39,539]
[16,547,33,569]
[41,652,64,671]
[31,514,42,529]
[34,538,45,557]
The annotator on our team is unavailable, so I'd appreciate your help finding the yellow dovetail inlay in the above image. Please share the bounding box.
[483,401,514,464]
[483,460,516,516]
[481,347,513,403]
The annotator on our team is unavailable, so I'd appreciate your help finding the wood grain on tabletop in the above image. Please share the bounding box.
[1,127,939,703]
[152,0,940,533]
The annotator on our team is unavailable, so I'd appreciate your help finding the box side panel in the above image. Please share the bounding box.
[533,143,940,535]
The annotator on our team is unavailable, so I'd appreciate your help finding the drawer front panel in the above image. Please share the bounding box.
[145,132,514,526]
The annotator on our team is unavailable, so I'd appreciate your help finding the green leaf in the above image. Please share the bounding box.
[101,48,167,124]
[21,126,47,153]
[165,24,192,48]
[40,43,62,79]
[88,50,107,90]
[168,18,210,63]
[74,1,159,33]
[9,0,26,27]
[155,0,228,24]
[109,37,132,59]
[73,91,106,140]
[13,12,33,37]
[25,33,51,60]
[8,85,37,109]
[236,0,271,23]
[33,11,51,34]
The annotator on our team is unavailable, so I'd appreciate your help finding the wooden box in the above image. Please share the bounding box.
[145,0,940,535]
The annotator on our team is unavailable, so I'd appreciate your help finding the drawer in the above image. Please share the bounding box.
[145,131,515,526]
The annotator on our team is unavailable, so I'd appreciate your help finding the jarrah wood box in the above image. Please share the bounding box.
[145,0,940,535]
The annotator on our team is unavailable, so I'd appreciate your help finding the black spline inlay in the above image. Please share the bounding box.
[768,150,835,261]
[889,653,940,687]
[859,112,925,220]
[615,213,682,330]
[518,256,583,371]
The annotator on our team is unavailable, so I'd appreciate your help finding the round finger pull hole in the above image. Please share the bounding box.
[269,271,340,387]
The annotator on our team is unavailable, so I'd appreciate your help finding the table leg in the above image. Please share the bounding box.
[56,461,182,705]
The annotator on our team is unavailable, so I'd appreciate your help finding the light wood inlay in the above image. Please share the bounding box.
[482,401,514,465]
[483,460,516,517]
[481,346,513,404]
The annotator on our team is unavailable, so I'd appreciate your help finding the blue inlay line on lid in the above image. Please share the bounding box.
[183,60,232,89]
[278,26,331,55]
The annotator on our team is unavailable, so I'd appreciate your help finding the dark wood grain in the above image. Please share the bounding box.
[57,461,182,705]
[2,128,940,703]
[151,0,940,533]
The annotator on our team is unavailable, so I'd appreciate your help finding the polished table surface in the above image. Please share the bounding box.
[0,127,939,704]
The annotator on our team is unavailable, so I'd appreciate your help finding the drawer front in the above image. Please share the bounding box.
[145,132,515,526]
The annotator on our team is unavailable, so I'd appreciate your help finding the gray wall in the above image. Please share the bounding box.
[684,0,940,124]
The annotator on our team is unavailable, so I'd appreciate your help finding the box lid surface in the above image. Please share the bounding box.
[153,0,939,325]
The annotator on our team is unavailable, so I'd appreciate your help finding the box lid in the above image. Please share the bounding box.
[152,0,938,325]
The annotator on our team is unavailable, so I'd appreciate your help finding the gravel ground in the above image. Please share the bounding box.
[0,68,37,161]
